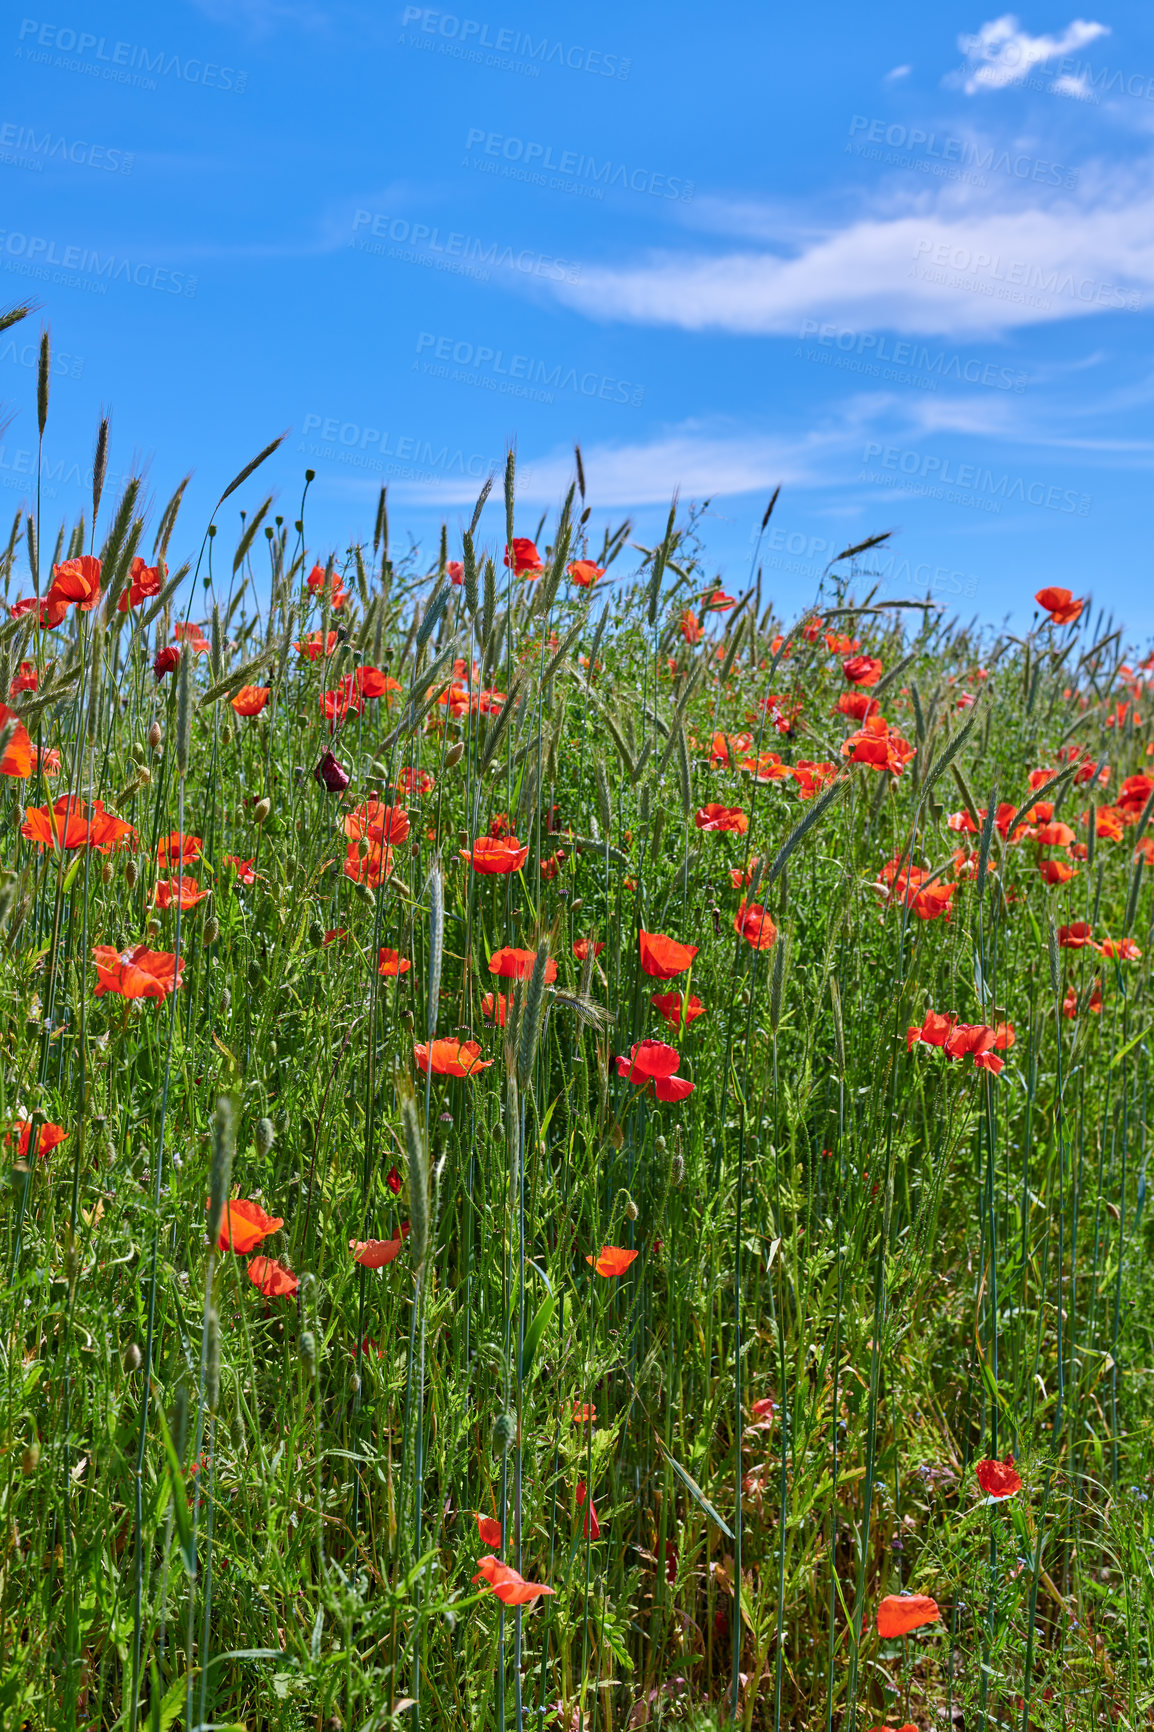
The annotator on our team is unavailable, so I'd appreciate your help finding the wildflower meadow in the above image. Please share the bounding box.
[3,303,1154,1731]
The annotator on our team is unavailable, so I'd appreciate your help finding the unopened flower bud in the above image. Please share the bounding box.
[220,723,233,746]
[445,742,464,767]
[124,1342,142,1372]
[671,1153,685,1186]
[22,1442,39,1474]
[357,837,370,859]
[253,797,272,823]
[493,1411,517,1456]
[220,988,231,1015]
[299,1330,318,1377]
[146,917,161,938]
[203,916,220,945]
[308,919,325,947]
[101,860,113,884]
[125,860,138,890]
[624,1198,639,1221]
[149,721,162,751]
[255,1117,275,1156]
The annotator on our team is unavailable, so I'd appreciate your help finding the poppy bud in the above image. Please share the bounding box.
[203,917,219,945]
[299,1330,318,1378]
[625,1198,639,1221]
[410,842,421,858]
[254,797,272,823]
[220,722,233,746]
[457,830,468,848]
[22,1442,39,1474]
[654,1135,667,1153]
[149,721,162,751]
[671,1153,685,1186]
[268,1040,278,1058]
[255,1117,275,1156]
[220,989,231,1015]
[357,837,370,859]
[493,1411,517,1456]
[354,882,374,906]
[123,1341,142,1370]
[571,898,583,912]
[314,750,349,792]
[445,742,464,767]
[146,917,161,939]
[101,860,113,884]
[401,1009,414,1026]
[248,959,262,988]
[125,861,138,890]
[137,765,152,786]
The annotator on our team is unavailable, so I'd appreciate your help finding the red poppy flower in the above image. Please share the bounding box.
[153,877,210,911]
[571,1403,597,1425]
[709,730,753,767]
[0,704,33,778]
[46,554,102,624]
[679,608,702,645]
[973,1050,1005,1075]
[976,1456,1023,1500]
[472,1555,555,1605]
[1063,980,1103,1018]
[377,947,411,977]
[9,660,37,697]
[793,761,839,801]
[616,1040,681,1082]
[504,538,543,577]
[945,1023,996,1060]
[384,1165,403,1195]
[10,1120,66,1159]
[489,947,558,983]
[1035,586,1085,625]
[345,801,411,846]
[158,832,203,868]
[153,646,181,678]
[247,1256,300,1298]
[1038,858,1077,885]
[355,667,401,703]
[92,944,185,999]
[118,556,164,611]
[876,1593,940,1638]
[481,991,508,1026]
[350,1227,409,1267]
[835,690,880,721]
[947,808,981,835]
[1033,821,1075,848]
[216,1198,283,1253]
[992,1022,1016,1049]
[230,685,270,716]
[842,715,915,775]
[843,655,883,687]
[1118,772,1154,813]
[567,560,604,587]
[651,990,706,1030]
[907,1010,957,1050]
[414,1039,492,1078]
[576,1481,601,1538]
[573,939,605,961]
[586,1245,639,1277]
[224,855,257,884]
[475,1513,502,1547]
[734,901,777,950]
[344,841,394,886]
[296,631,338,661]
[639,930,698,979]
[174,622,211,655]
[1058,922,1094,948]
[695,804,749,834]
[462,836,529,875]
[1098,936,1141,960]
[21,797,134,853]
[397,766,435,795]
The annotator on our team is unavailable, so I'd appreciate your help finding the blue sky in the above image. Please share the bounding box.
[3,0,1153,637]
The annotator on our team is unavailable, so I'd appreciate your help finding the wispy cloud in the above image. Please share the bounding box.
[952,13,1110,95]
[546,191,1152,339]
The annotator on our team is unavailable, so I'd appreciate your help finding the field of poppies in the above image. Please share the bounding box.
[2,320,1154,1732]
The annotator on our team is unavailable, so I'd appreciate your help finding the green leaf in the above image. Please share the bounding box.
[154,1404,195,1578]
[520,1292,556,1382]
[661,1446,734,1539]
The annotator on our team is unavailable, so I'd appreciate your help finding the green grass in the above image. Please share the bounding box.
[1,326,1153,1731]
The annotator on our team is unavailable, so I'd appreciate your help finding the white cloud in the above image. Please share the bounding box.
[1050,72,1097,100]
[546,197,1152,339]
[953,13,1109,95]
[886,64,913,81]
